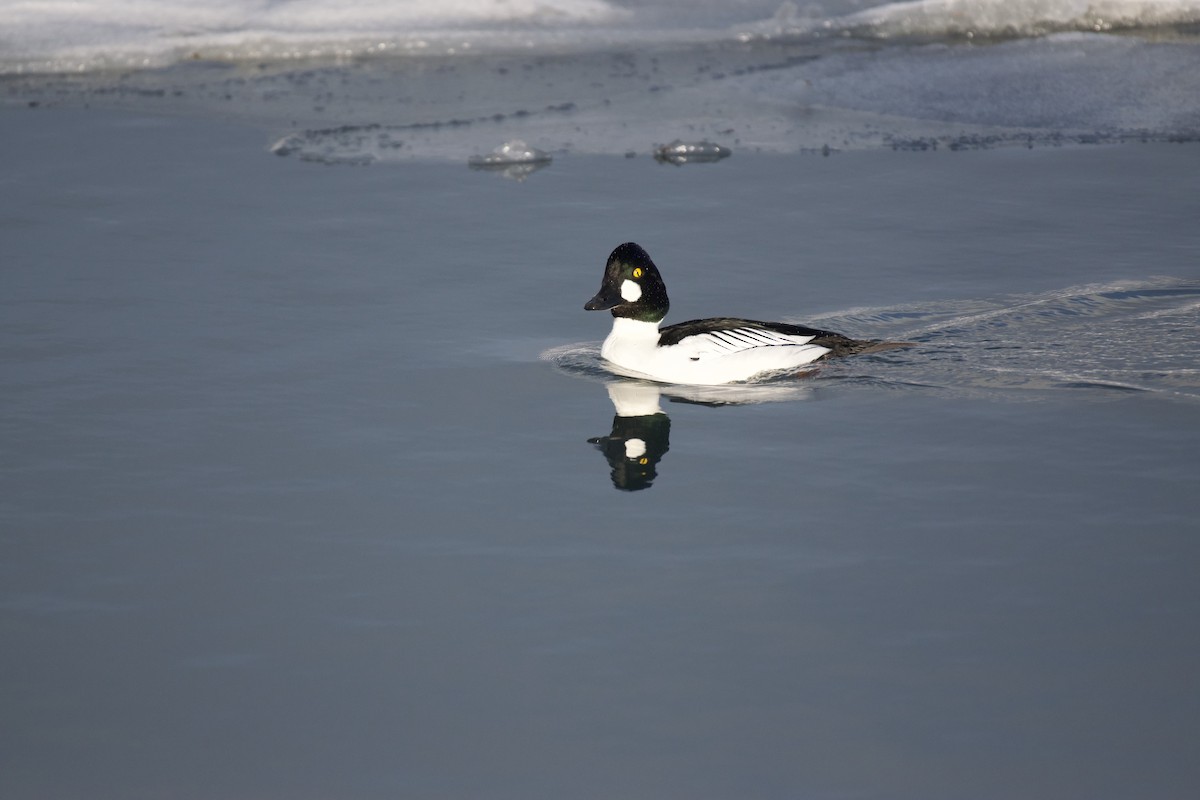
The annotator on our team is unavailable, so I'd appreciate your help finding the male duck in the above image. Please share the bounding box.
[585,242,877,385]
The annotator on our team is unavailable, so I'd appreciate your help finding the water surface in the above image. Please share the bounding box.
[2,108,1199,799]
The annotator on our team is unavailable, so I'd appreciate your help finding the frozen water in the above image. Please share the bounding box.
[2,0,1199,73]
[0,0,631,73]
[3,1,1199,160]
[837,0,1200,39]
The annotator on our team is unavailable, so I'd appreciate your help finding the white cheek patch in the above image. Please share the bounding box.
[624,438,647,460]
[620,279,642,303]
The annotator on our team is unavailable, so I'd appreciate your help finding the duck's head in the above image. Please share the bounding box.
[585,242,669,323]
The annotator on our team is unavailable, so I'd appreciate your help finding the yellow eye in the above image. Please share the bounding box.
[639,457,649,465]
[633,267,643,279]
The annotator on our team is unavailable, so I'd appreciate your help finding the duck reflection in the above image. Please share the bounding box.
[588,379,814,491]
[588,382,671,492]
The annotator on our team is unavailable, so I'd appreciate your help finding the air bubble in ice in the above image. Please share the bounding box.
[653,139,732,165]
[467,140,552,167]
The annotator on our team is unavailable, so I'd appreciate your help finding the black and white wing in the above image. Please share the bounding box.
[657,317,866,358]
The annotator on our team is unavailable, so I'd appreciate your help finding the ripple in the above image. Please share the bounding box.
[548,278,1200,403]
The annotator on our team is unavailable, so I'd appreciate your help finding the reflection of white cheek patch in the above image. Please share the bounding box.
[624,438,647,459]
[620,279,642,302]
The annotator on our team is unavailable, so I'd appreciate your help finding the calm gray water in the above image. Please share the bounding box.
[3,108,1200,799]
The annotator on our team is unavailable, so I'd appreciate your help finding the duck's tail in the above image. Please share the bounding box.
[814,334,916,359]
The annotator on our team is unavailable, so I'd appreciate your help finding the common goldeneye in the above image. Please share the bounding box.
[584,242,877,385]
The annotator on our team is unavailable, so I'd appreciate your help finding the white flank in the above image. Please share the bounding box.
[600,318,830,385]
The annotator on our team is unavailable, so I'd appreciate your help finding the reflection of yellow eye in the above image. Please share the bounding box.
[639,457,649,465]
[633,268,643,279]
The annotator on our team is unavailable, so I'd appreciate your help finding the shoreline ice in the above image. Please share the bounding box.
[2,1,1198,162]
[2,0,1199,75]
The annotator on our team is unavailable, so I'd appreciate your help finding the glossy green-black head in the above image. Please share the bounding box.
[584,242,670,323]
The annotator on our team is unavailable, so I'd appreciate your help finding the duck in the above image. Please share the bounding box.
[584,242,879,385]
